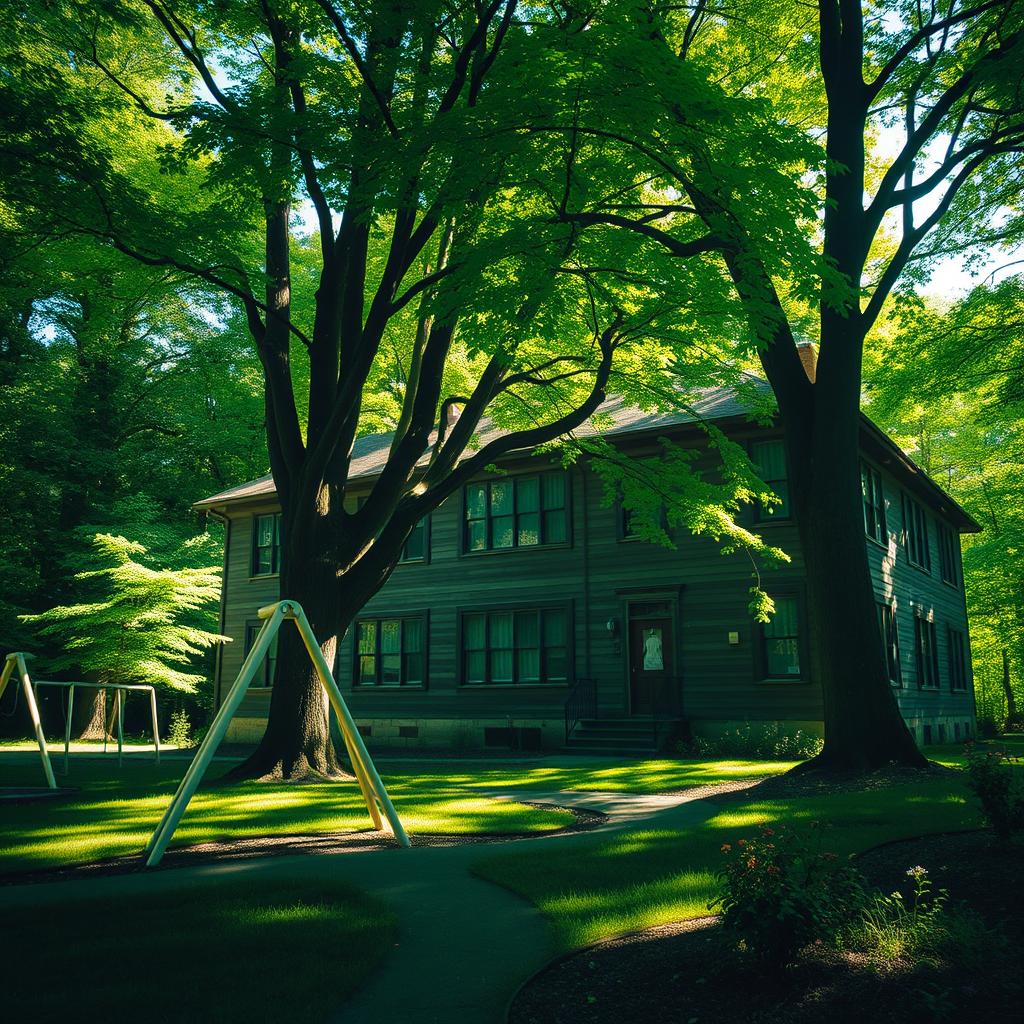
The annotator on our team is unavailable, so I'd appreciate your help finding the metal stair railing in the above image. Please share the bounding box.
[564,676,598,744]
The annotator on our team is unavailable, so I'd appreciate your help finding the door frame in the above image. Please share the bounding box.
[615,586,685,716]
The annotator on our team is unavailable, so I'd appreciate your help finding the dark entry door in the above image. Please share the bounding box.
[629,616,673,714]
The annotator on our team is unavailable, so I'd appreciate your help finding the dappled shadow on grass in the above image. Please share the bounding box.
[398,757,795,795]
[474,776,984,951]
[4,877,396,1024]
[0,758,576,875]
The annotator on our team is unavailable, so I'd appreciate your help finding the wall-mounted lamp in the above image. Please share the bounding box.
[606,617,619,637]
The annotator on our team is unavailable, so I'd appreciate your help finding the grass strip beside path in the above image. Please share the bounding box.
[473,776,984,951]
[0,759,574,874]
[4,877,395,1023]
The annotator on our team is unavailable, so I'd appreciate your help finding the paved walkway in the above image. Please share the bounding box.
[0,786,734,1024]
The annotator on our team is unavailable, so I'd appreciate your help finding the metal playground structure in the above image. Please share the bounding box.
[143,599,409,867]
[1,653,161,785]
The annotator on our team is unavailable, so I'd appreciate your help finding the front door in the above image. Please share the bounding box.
[629,615,673,714]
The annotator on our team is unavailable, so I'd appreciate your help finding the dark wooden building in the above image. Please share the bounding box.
[197,373,979,753]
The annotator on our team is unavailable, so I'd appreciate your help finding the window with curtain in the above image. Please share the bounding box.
[356,617,424,686]
[244,621,279,687]
[861,462,887,544]
[751,440,790,520]
[758,596,801,678]
[251,513,281,576]
[464,472,568,552]
[462,607,568,684]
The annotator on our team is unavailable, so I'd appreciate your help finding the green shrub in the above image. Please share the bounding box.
[965,743,1024,839]
[711,823,865,966]
[681,721,823,760]
[167,708,192,748]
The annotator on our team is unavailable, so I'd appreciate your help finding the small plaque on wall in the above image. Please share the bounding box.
[727,631,740,646]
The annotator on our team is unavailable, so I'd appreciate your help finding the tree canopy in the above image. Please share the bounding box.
[1,0,1021,770]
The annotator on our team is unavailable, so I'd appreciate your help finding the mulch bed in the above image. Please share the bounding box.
[0,801,607,887]
[509,829,1024,1024]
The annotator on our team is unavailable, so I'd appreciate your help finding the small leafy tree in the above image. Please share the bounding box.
[21,531,226,695]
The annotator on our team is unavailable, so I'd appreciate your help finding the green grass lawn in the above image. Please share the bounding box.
[473,773,991,951]
[4,876,395,1023]
[393,756,795,794]
[0,758,575,874]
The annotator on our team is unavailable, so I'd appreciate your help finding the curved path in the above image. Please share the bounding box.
[0,785,743,1024]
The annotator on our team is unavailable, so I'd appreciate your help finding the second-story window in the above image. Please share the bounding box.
[356,495,428,563]
[903,495,931,572]
[464,472,567,552]
[861,461,887,544]
[399,516,428,563]
[251,513,281,576]
[751,439,790,520]
[937,523,959,586]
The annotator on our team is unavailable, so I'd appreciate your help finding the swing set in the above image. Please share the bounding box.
[143,599,409,867]
[4,601,407,862]
[0,654,161,787]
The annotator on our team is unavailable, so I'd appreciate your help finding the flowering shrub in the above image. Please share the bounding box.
[711,823,865,966]
[965,743,1024,839]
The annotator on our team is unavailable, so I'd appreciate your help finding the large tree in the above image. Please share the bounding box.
[1,1,808,777]
[538,0,1024,768]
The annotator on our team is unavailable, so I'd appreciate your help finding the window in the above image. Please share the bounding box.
[757,596,802,679]
[356,496,428,563]
[619,503,667,540]
[244,621,279,687]
[462,607,569,685]
[903,495,931,571]
[861,462,887,545]
[251,513,281,576]
[464,472,567,552]
[751,439,790,520]
[356,617,424,687]
[937,524,959,586]
[877,603,902,686]
[399,516,428,563]
[913,612,939,689]
[948,627,968,691]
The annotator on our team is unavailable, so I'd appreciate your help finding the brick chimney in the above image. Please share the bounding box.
[795,340,818,383]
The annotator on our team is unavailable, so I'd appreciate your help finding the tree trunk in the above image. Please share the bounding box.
[787,347,927,771]
[228,502,350,780]
[73,688,111,740]
[1001,649,1021,730]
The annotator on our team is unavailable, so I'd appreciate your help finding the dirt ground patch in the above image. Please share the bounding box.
[509,829,1023,1024]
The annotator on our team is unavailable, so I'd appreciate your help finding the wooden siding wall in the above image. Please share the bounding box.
[214,433,974,737]
[861,456,975,732]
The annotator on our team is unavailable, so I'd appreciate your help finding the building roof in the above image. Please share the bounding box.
[194,382,981,532]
